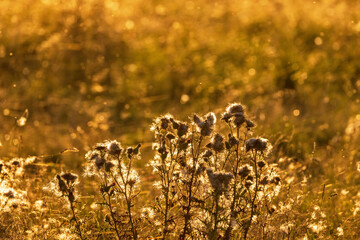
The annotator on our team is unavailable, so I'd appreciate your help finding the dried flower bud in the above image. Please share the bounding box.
[203,150,213,158]
[269,205,276,214]
[270,176,281,185]
[227,103,244,114]
[56,175,68,193]
[193,114,204,128]
[212,134,225,152]
[246,119,255,128]
[246,138,268,152]
[206,168,233,194]
[200,122,212,136]
[133,143,141,155]
[95,156,106,169]
[166,133,176,140]
[61,173,78,184]
[128,178,136,188]
[260,176,269,185]
[228,135,239,147]
[108,141,122,155]
[105,162,115,172]
[12,160,20,166]
[179,139,190,151]
[127,147,134,158]
[221,112,232,122]
[246,175,254,182]
[239,165,251,178]
[160,118,170,129]
[4,191,14,199]
[257,160,266,168]
[95,144,107,151]
[170,118,179,129]
[245,180,253,188]
[177,123,189,137]
[206,112,216,126]
[234,113,245,127]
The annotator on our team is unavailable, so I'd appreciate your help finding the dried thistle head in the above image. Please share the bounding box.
[211,134,225,152]
[246,119,255,129]
[257,160,266,169]
[246,138,268,152]
[108,140,122,156]
[177,122,189,137]
[260,176,269,185]
[226,103,245,115]
[239,165,252,178]
[56,175,68,193]
[160,117,170,129]
[206,168,233,194]
[61,173,78,184]
[105,162,115,172]
[95,155,106,169]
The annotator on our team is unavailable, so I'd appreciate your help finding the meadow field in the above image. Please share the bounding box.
[0,0,360,239]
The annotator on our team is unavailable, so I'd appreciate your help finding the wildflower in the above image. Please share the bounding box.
[246,138,268,152]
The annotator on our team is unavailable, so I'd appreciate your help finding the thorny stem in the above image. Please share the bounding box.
[243,150,258,240]
[99,170,121,240]
[179,135,203,240]
[114,156,138,240]
[225,127,242,239]
[69,195,84,240]
[106,193,121,239]
[162,137,177,239]
[213,192,220,238]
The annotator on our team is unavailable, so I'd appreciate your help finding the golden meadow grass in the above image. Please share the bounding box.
[1,0,360,239]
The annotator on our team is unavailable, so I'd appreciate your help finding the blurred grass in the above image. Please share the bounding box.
[0,0,359,163]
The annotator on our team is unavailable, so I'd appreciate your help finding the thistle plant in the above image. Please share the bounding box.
[40,103,282,239]
[148,103,282,239]
[51,172,84,240]
[84,140,141,240]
